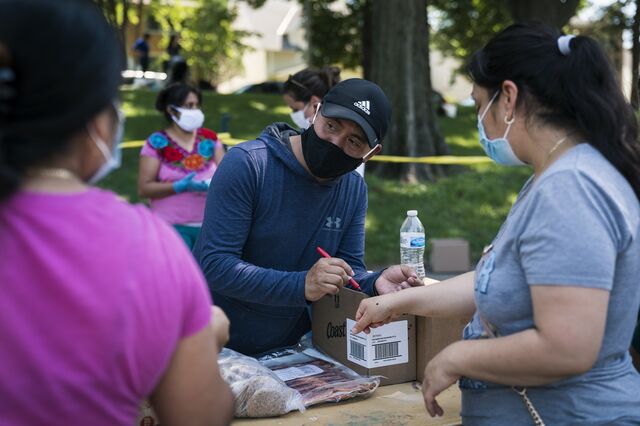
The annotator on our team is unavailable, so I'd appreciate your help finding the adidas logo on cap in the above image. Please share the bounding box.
[353,100,370,115]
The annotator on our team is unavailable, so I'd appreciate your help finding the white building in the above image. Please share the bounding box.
[217,0,307,93]
[218,0,473,102]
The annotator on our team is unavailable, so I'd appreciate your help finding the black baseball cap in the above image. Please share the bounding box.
[320,78,391,148]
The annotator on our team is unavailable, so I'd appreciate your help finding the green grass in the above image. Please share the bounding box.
[364,106,530,267]
[101,89,530,268]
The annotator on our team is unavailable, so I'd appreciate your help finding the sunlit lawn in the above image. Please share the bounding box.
[100,88,530,269]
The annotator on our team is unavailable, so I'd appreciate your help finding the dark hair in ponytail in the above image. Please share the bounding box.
[283,66,341,103]
[0,0,123,202]
[155,82,202,122]
[467,22,640,201]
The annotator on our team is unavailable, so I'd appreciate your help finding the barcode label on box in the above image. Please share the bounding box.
[274,365,323,382]
[374,341,399,360]
[350,340,366,360]
[346,319,408,368]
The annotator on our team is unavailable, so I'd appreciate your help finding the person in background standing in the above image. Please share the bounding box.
[167,34,182,58]
[132,32,151,73]
[163,34,181,74]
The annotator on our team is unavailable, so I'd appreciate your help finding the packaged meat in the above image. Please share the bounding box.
[258,346,380,407]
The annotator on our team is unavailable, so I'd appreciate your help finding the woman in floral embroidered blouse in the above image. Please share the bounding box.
[138,82,225,249]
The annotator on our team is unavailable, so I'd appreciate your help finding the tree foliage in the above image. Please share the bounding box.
[430,0,582,74]
[95,0,249,86]
[430,0,511,73]
[302,0,365,69]
[506,0,580,29]
[241,0,268,7]
[181,0,249,86]
[93,0,134,58]
[298,0,583,76]
[574,0,639,109]
[147,0,250,86]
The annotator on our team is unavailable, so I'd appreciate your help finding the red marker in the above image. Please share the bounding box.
[316,246,362,291]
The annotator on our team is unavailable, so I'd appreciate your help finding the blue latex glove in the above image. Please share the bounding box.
[173,172,209,193]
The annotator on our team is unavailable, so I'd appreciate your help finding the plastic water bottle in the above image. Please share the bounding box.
[400,210,426,279]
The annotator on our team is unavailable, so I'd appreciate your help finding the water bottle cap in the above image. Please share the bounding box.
[407,210,418,216]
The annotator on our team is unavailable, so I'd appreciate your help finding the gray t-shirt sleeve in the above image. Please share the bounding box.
[516,171,618,289]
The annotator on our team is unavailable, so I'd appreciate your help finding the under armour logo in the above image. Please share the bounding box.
[325,216,342,229]
[353,100,370,115]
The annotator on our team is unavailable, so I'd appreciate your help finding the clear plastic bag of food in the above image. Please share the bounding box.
[134,400,160,426]
[218,348,305,418]
[258,343,380,407]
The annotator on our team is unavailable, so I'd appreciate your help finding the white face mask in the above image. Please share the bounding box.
[290,107,311,130]
[87,105,124,184]
[171,106,205,132]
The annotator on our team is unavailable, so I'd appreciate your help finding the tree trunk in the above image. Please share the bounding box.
[631,0,640,109]
[93,0,120,31]
[362,0,372,81]
[304,0,313,65]
[106,0,118,26]
[506,0,580,28]
[120,0,130,47]
[136,0,145,39]
[367,0,447,181]
[93,0,127,61]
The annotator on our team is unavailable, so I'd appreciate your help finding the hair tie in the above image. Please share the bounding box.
[0,67,14,82]
[557,35,575,56]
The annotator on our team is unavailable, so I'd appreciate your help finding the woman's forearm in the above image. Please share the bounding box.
[387,271,476,318]
[138,181,176,199]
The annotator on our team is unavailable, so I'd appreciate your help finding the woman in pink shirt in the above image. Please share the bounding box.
[138,83,225,249]
[0,1,233,424]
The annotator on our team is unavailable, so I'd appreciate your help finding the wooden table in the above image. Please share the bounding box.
[233,382,461,426]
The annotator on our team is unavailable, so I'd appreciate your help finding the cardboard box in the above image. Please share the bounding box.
[429,238,471,273]
[312,288,416,385]
[415,315,469,382]
[414,278,470,382]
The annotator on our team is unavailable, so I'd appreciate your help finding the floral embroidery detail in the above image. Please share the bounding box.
[184,153,204,170]
[198,139,215,158]
[162,145,183,162]
[199,128,217,140]
[147,129,217,172]
[148,132,169,149]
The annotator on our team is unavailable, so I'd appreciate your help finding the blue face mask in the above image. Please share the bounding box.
[477,91,525,166]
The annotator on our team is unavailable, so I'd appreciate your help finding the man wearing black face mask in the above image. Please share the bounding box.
[193,79,421,355]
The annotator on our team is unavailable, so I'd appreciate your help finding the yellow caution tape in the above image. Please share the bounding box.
[368,155,491,164]
[119,141,146,148]
[121,133,491,165]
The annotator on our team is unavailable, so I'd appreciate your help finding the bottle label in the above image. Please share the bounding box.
[400,232,425,248]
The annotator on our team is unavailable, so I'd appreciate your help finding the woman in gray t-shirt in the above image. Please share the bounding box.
[352,22,640,425]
